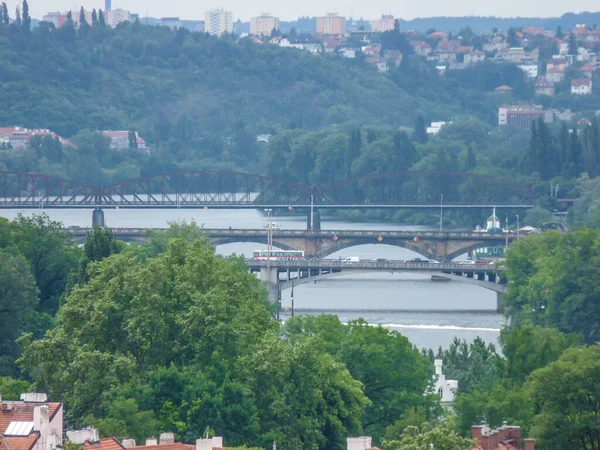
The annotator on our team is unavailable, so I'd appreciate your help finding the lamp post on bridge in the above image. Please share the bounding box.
[516,214,519,241]
[505,214,509,249]
[439,194,443,232]
[265,208,272,267]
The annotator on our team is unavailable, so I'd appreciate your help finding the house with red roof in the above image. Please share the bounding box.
[545,67,565,83]
[571,78,592,95]
[410,40,432,56]
[0,393,63,450]
[581,63,597,78]
[0,127,74,149]
[101,131,150,151]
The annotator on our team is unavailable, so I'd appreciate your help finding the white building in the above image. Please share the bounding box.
[426,121,449,134]
[371,14,395,32]
[204,8,233,36]
[518,64,538,79]
[106,8,131,28]
[571,78,592,95]
[347,437,372,450]
[250,13,279,36]
[432,360,458,405]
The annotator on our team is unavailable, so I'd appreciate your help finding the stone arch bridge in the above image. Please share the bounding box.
[67,228,514,261]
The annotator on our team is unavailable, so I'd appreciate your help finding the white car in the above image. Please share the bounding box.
[428,259,440,264]
[457,260,475,265]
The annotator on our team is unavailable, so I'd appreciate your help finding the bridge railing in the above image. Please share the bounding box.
[244,258,505,272]
[65,227,515,241]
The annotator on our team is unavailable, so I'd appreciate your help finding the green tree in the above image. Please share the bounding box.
[382,419,476,450]
[240,333,369,450]
[21,0,30,30]
[0,377,31,399]
[283,315,431,441]
[98,8,105,27]
[1,2,8,25]
[128,130,138,149]
[74,226,124,286]
[504,229,600,343]
[14,5,21,27]
[568,33,578,56]
[499,325,580,383]
[10,214,79,315]
[528,344,600,450]
[91,8,97,24]
[414,115,429,144]
[0,250,39,376]
[79,6,90,31]
[465,145,476,171]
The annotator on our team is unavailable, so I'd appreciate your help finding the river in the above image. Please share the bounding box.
[0,207,504,351]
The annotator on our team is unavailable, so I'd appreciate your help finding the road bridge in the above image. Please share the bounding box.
[245,259,507,311]
[66,227,515,261]
[0,170,536,229]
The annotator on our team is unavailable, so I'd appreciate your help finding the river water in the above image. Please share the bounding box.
[0,208,504,351]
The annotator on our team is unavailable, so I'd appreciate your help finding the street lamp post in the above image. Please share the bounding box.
[265,208,272,266]
[505,214,509,249]
[516,214,520,241]
[439,194,443,232]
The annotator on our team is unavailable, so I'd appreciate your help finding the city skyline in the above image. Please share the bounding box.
[6,0,600,23]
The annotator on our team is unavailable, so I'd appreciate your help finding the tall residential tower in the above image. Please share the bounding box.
[204,8,233,35]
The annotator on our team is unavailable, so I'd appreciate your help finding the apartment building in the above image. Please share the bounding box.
[250,13,279,36]
[316,13,346,35]
[204,8,233,35]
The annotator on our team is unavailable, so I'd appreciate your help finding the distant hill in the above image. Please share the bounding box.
[0,21,444,143]
[400,11,600,33]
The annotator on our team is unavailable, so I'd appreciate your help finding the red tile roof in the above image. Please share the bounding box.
[84,438,125,450]
[572,78,592,86]
[0,403,62,435]
[128,443,190,450]
[0,402,62,450]
[1,433,40,450]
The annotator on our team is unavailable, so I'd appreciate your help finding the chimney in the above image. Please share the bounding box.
[66,428,100,444]
[524,439,535,450]
[21,393,48,403]
[159,434,175,445]
[196,439,213,450]
[146,438,158,446]
[478,435,490,450]
[507,426,522,449]
[471,425,485,441]
[347,436,372,450]
[33,405,50,432]
[122,439,137,448]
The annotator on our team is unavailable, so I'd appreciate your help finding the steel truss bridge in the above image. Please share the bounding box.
[0,170,536,209]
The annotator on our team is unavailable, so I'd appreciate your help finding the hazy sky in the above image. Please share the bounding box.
[13,0,600,22]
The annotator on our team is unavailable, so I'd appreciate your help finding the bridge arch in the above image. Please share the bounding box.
[316,241,437,261]
[211,237,297,253]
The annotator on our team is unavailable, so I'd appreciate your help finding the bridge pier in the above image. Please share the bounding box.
[307,208,321,231]
[260,266,280,303]
[92,208,105,227]
[496,292,505,313]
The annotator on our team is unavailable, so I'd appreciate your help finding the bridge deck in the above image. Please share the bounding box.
[66,227,516,241]
[244,259,505,272]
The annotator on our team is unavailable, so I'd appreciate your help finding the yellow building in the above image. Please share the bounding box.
[250,13,280,36]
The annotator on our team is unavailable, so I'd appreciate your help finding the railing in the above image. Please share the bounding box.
[244,259,505,272]
[65,227,516,241]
